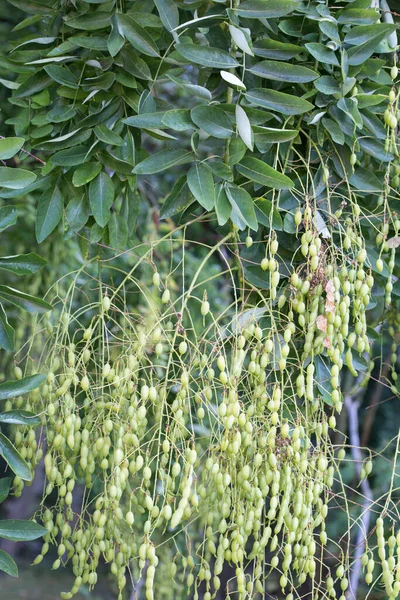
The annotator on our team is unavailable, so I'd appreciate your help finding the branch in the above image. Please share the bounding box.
[129,561,148,600]
[360,353,391,447]
[344,395,373,600]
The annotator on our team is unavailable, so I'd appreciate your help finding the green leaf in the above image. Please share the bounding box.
[8,0,53,13]
[0,550,18,578]
[0,206,18,233]
[229,25,254,57]
[0,303,14,352]
[319,20,339,43]
[0,374,46,401]
[0,137,24,160]
[245,89,313,116]
[0,253,46,276]
[173,14,223,32]
[362,109,386,140]
[252,39,303,60]
[236,105,253,152]
[44,64,78,88]
[46,105,76,123]
[187,163,215,211]
[133,149,193,175]
[14,72,52,99]
[161,110,193,131]
[175,44,239,69]
[191,105,233,139]
[89,172,114,227]
[108,211,129,250]
[0,519,47,541]
[315,356,334,406]
[0,286,52,313]
[72,163,102,187]
[236,157,294,189]
[160,175,193,219]
[248,60,318,83]
[359,137,393,162]
[129,13,163,28]
[0,175,46,199]
[322,118,345,145]
[253,126,298,144]
[349,167,382,192]
[153,0,179,32]
[337,8,380,25]
[121,47,152,80]
[356,94,387,109]
[234,0,298,18]
[84,71,116,91]
[228,138,247,167]
[314,76,341,96]
[215,185,231,226]
[64,12,112,30]
[65,194,90,232]
[221,70,246,90]
[0,434,32,481]
[98,152,133,175]
[52,146,91,167]
[117,14,159,57]
[108,14,125,57]
[94,125,124,146]
[305,43,339,66]
[344,23,397,45]
[89,223,105,243]
[208,161,233,182]
[166,73,212,100]
[347,25,398,65]
[225,185,257,231]
[254,198,283,230]
[0,78,19,90]
[0,167,36,190]
[35,186,63,243]
[0,478,12,504]
[0,410,40,426]
[84,74,116,92]
[123,113,166,129]
[337,97,363,128]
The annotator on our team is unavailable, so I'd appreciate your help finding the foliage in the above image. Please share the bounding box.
[0,138,50,577]
[0,0,399,599]
[2,0,398,253]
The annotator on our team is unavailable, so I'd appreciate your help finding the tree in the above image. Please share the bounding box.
[0,0,399,599]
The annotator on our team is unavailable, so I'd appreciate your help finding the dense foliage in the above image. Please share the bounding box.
[0,139,53,577]
[0,0,399,599]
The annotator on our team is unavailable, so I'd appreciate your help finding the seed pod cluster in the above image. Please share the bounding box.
[8,204,399,599]
[362,516,400,599]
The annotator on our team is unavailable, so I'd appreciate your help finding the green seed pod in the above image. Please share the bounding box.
[102,296,111,311]
[152,271,161,287]
[294,209,302,226]
[161,289,170,303]
[201,300,210,316]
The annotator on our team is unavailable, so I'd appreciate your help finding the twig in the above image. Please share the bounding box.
[0,135,46,165]
[129,561,148,600]
[345,395,373,600]
[360,353,391,447]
